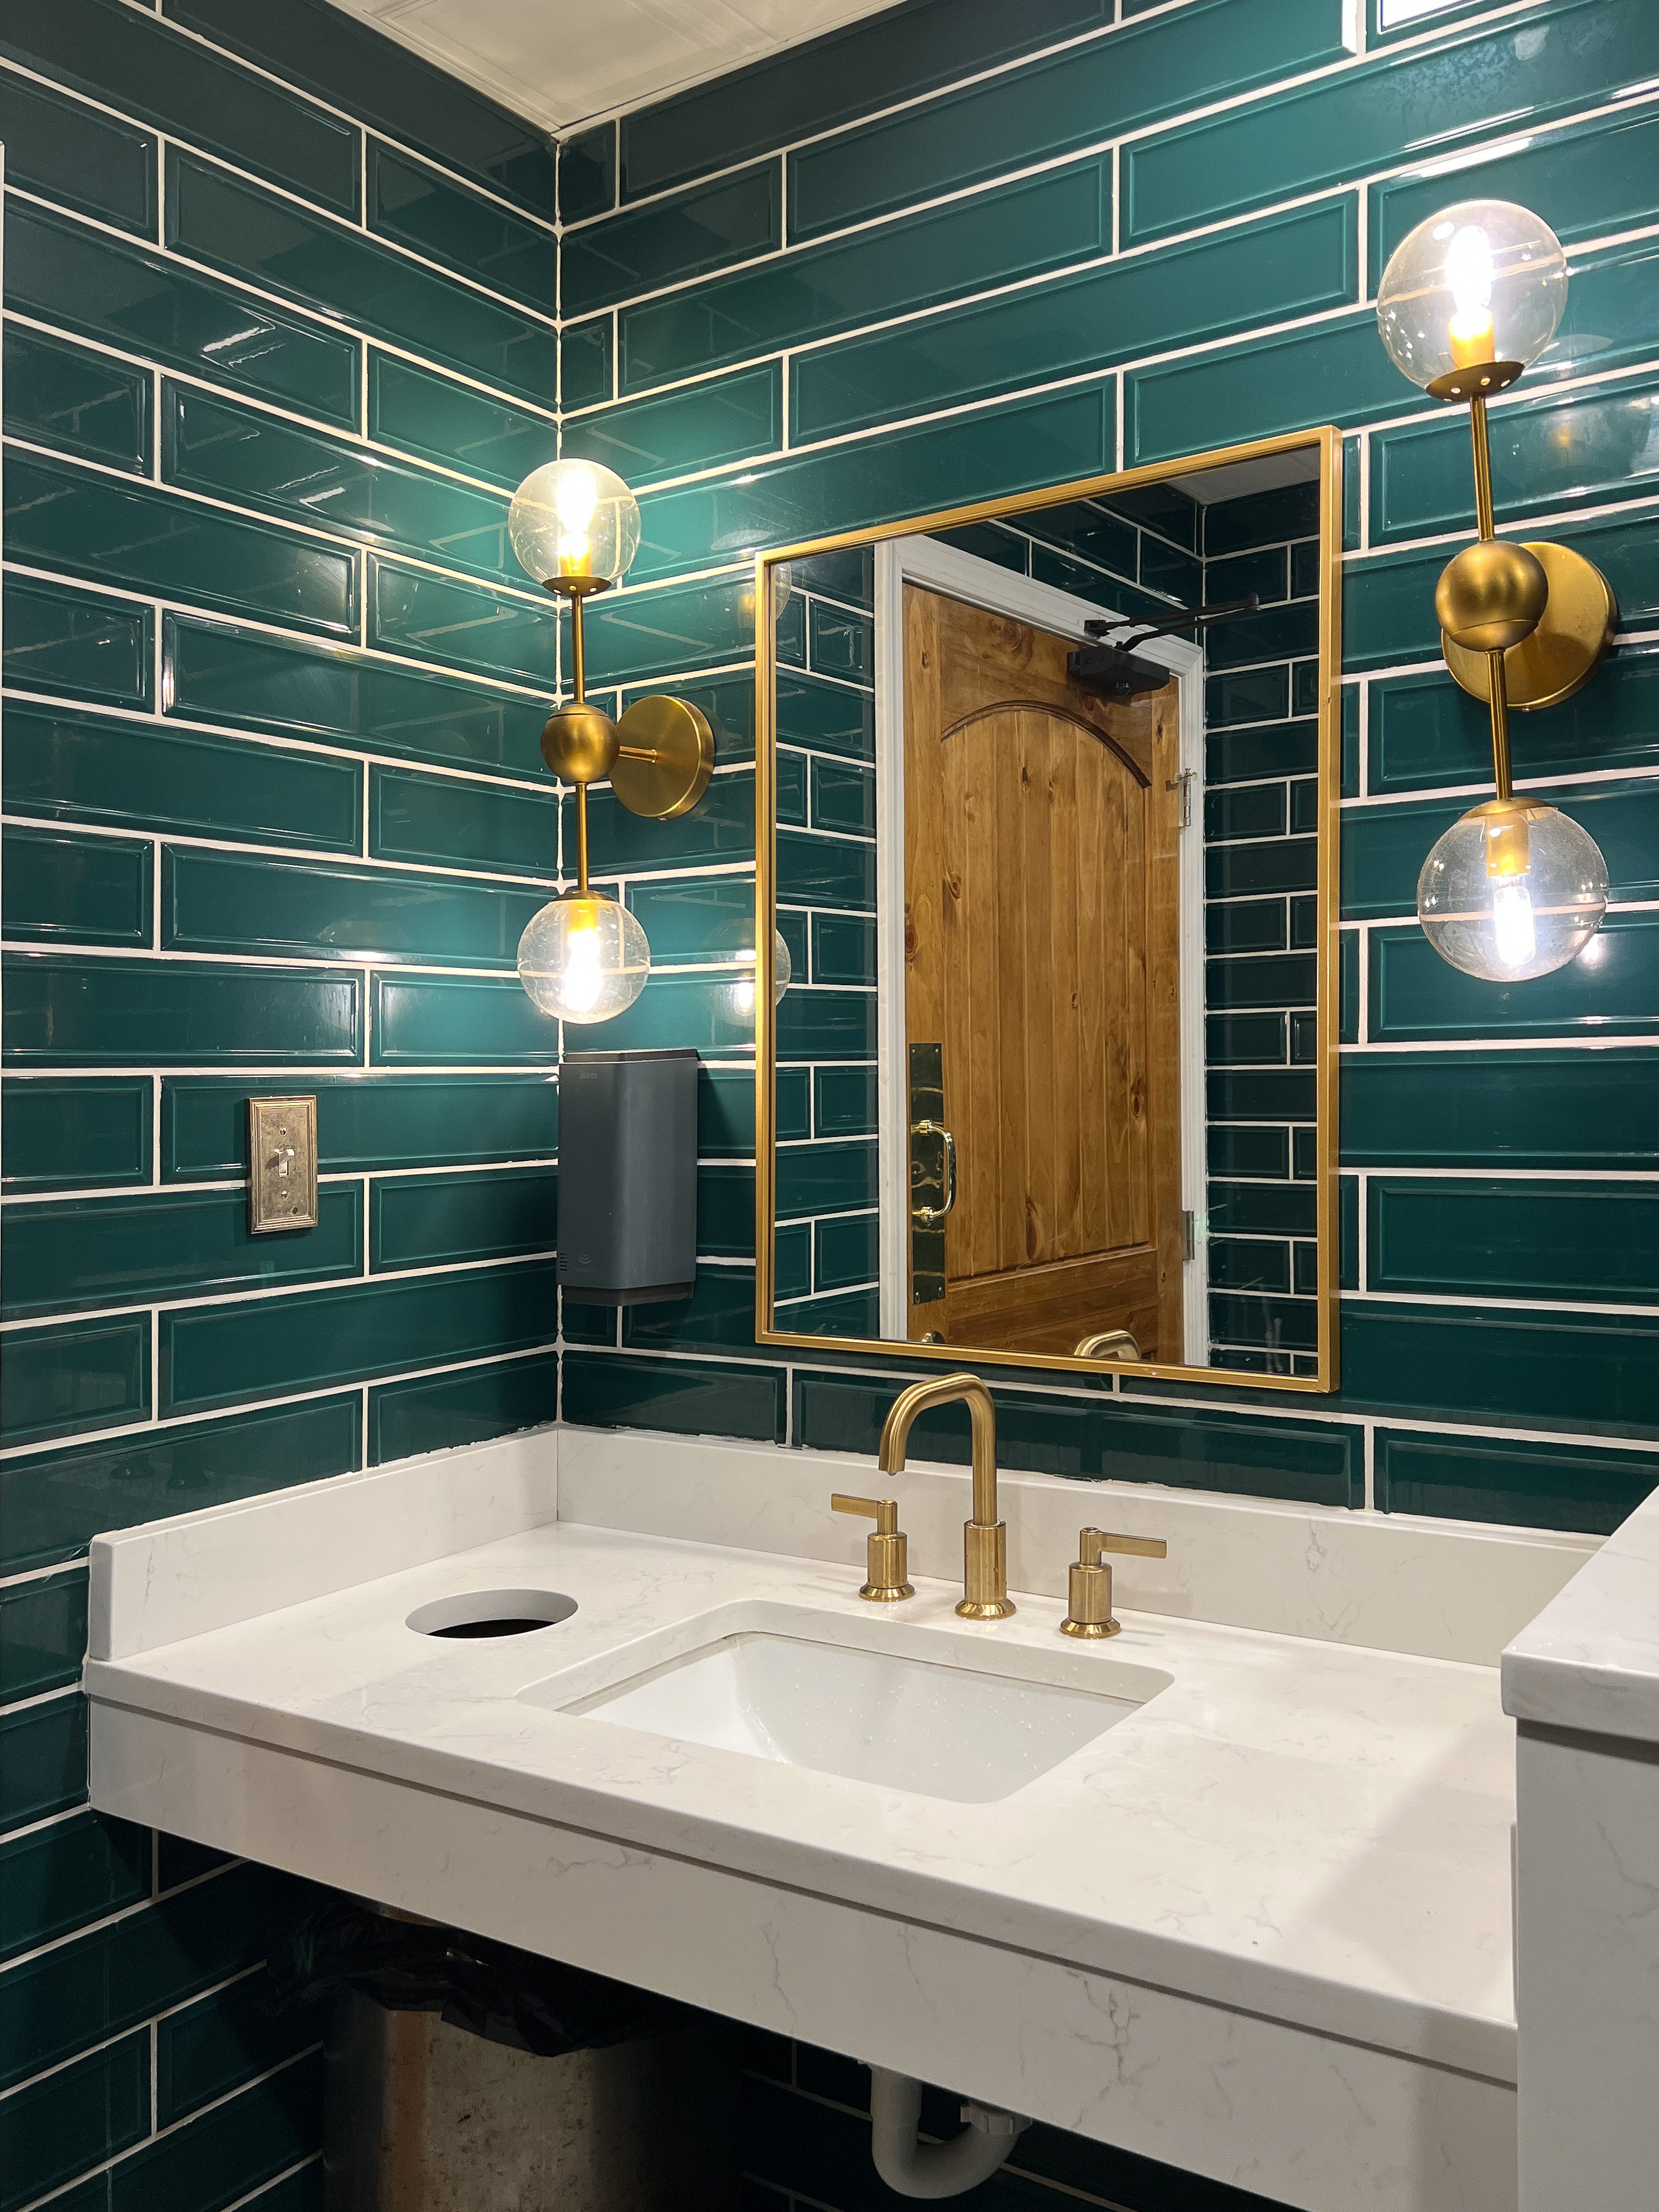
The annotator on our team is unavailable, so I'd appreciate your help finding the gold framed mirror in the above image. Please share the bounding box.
[754,429,1341,1391]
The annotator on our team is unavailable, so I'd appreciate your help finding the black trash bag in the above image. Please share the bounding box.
[261,1896,689,2057]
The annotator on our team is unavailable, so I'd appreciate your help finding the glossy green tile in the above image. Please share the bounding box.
[1369,1177,1659,1304]
[371,1166,557,1271]
[1376,1428,1657,1535]
[776,986,874,1064]
[565,163,780,319]
[1345,783,1659,921]
[0,69,154,234]
[776,1139,877,1218]
[164,386,512,576]
[1128,311,1409,465]
[1209,1066,1317,1123]
[777,672,873,761]
[774,1222,812,1303]
[809,765,871,849]
[1208,1237,1292,1294]
[3,829,151,948]
[622,1266,758,1350]
[621,159,1109,391]
[161,1258,557,1413]
[1207,899,1286,957]
[1206,549,1288,608]
[583,969,757,1057]
[163,1074,557,1179]
[585,774,753,883]
[2,1078,150,1195]
[1205,665,1288,729]
[1342,1048,1659,1170]
[0,1809,147,1961]
[1,0,357,215]
[1207,953,1316,1011]
[0,1313,149,1445]
[0,1570,87,1707]
[1206,1012,1287,1066]
[4,578,151,708]
[561,1349,784,1442]
[1125,0,1657,245]
[813,1214,878,1294]
[791,0,1343,241]
[1341,1298,1659,1432]
[624,876,756,968]
[3,953,362,1067]
[165,614,549,783]
[369,144,556,311]
[164,0,556,215]
[5,705,361,853]
[700,1066,761,1156]
[1368,657,1659,796]
[696,1166,755,1259]
[1205,597,1319,673]
[156,1948,322,2127]
[643,384,1112,589]
[1208,718,1318,788]
[1210,1288,1318,1357]
[563,319,613,412]
[3,328,149,472]
[369,355,557,493]
[810,914,875,986]
[793,197,1356,443]
[1208,783,1287,842]
[561,123,615,225]
[1208,1124,1291,1180]
[5,454,356,639]
[813,1067,877,1138]
[368,1353,559,1465]
[1208,1180,1316,1238]
[104,2051,325,2212]
[0,1396,360,1572]
[163,849,544,968]
[2,1187,361,1319]
[1370,910,1659,1042]
[370,560,555,686]
[0,2026,148,2209]
[1206,835,1316,900]
[5,204,358,428]
[369,973,561,1066]
[370,765,557,878]
[167,152,557,405]
[565,367,782,490]
[777,829,874,912]
[807,603,871,682]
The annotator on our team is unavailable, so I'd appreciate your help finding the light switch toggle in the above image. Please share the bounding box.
[248,1096,318,1234]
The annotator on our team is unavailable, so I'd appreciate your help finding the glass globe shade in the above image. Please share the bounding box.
[517,893,649,1023]
[1416,802,1607,981]
[1376,200,1567,389]
[508,460,641,585]
[721,928,792,1021]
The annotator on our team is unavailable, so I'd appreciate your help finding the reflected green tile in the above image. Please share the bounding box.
[1208,1125,1290,1180]
[1206,898,1286,956]
[777,672,873,761]
[165,614,550,783]
[1124,0,1657,244]
[5,706,361,853]
[369,1353,560,1466]
[0,1397,360,1571]
[1376,1428,1657,1536]
[0,1313,148,1445]
[1208,1237,1291,1294]
[1206,952,1315,1011]
[371,1167,557,1271]
[104,2051,325,2212]
[1370,911,1659,1041]
[371,560,555,686]
[791,548,874,608]
[0,1569,87,1707]
[1341,1297,1659,1433]
[811,914,875,986]
[1206,835,1316,899]
[2,1187,361,1319]
[622,1265,758,1350]
[1207,551,1288,605]
[1206,1012,1286,1066]
[369,355,558,491]
[1341,927,1360,1045]
[0,2026,148,2202]
[588,771,753,875]
[2,829,151,948]
[4,579,151,709]
[161,1259,557,1413]
[167,152,557,404]
[779,1287,878,1337]
[1341,1048,1659,1169]
[815,1214,878,1294]
[370,765,556,878]
[1209,1066,1316,1121]
[165,386,511,576]
[3,328,149,471]
[626,875,757,966]
[776,986,874,1063]
[1208,1181,1317,1237]
[1208,718,1318,787]
[163,1073,557,1180]
[813,1066,876,1138]
[808,602,871,681]
[1205,600,1319,673]
[1344,782,1659,921]
[1205,665,1288,729]
[0,1810,147,1961]
[370,144,556,311]
[562,319,613,411]
[5,454,355,639]
[5,203,359,429]
[565,367,781,489]
[2,1077,149,1194]
[1139,534,1203,605]
[791,0,1342,240]
[564,163,779,318]
[561,1349,784,1443]
[777,1138,877,1217]
[777,829,874,911]
[793,198,1355,442]
[810,759,874,836]
[697,1166,755,1259]
[622,159,1109,391]
[1210,1288,1317,1356]
[1370,1177,1659,1304]
[370,973,561,1066]
[3,953,362,1067]
[774,1222,811,1302]
[1207,783,1286,841]
[0,70,154,234]
[561,124,614,225]
[1,0,357,213]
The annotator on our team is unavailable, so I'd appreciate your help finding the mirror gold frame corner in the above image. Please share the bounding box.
[752,426,1343,1394]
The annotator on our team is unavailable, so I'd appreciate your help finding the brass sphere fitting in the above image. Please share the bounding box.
[1435,540,1549,654]
[540,699,620,785]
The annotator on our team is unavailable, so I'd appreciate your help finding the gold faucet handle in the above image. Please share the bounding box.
[1061,1527,1166,1638]
[830,1494,913,1603]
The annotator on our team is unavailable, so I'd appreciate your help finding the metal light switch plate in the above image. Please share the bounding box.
[248,1096,318,1233]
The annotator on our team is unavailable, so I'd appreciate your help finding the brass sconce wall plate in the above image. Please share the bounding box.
[1441,540,1618,711]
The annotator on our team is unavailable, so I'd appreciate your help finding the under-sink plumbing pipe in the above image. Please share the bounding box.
[867,2066,1029,2198]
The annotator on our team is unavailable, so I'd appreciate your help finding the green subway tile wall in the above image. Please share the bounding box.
[0,5,561,2207]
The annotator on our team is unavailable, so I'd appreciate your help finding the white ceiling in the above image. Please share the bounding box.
[325,0,909,139]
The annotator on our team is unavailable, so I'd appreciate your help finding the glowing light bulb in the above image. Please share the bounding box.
[1490,878,1537,971]
[1416,801,1607,981]
[517,893,649,1023]
[554,465,600,575]
[1376,200,1567,390]
[507,461,641,589]
[1444,222,1495,366]
[561,914,603,1012]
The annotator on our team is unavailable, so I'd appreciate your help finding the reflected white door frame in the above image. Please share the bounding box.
[872,535,1208,1359]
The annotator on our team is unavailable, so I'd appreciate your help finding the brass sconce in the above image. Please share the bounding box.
[508,459,714,1023]
[1376,200,1614,981]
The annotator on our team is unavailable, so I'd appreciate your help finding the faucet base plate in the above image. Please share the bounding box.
[860,1581,916,1602]
[955,1597,1017,1620]
[1059,1616,1122,1639]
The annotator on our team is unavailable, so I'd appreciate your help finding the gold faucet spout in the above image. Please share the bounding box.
[877,1373,1012,1619]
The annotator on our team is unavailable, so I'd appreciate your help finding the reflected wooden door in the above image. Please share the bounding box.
[902,584,1184,1360]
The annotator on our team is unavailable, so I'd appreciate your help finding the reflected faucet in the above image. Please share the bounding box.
[1074,1328,1141,1362]
[878,1373,1013,1620]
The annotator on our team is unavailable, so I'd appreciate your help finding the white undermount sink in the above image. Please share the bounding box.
[543,1614,1166,1803]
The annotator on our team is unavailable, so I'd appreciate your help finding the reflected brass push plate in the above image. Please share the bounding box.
[248,1096,318,1234]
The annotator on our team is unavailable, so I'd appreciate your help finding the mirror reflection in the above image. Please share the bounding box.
[761,436,1337,1386]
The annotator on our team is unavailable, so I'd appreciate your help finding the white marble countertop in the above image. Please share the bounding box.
[1504,1483,1659,1742]
[87,1512,1519,2083]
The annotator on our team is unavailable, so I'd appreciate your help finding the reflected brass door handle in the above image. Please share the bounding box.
[910,1119,957,1226]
